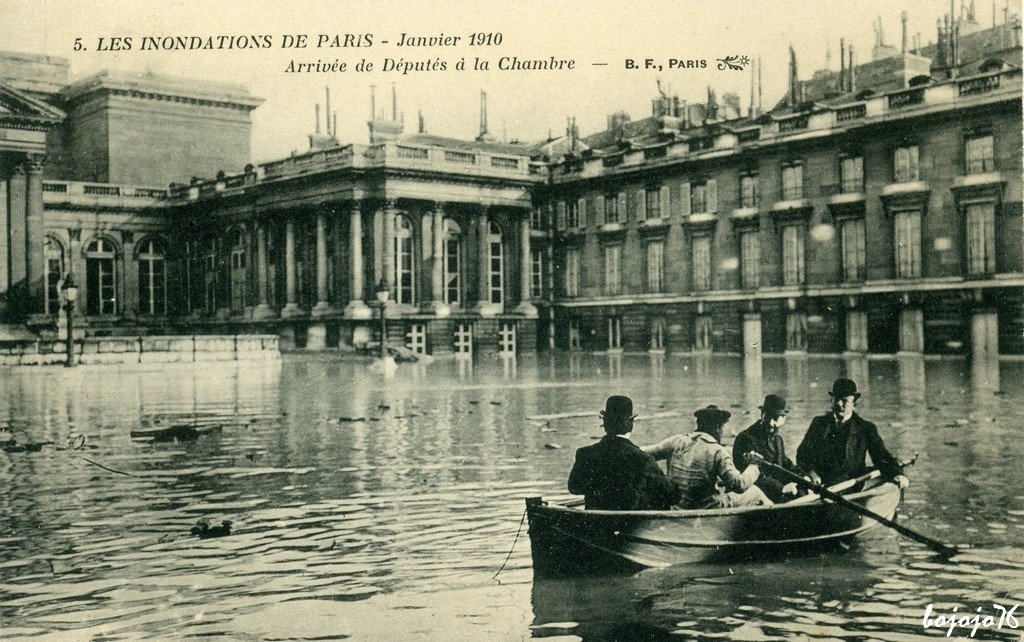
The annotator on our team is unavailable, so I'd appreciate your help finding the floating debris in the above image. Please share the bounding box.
[190,518,232,539]
[544,443,562,450]
[490,401,502,405]
[943,441,959,446]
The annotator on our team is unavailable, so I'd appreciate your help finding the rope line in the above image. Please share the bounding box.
[493,507,528,582]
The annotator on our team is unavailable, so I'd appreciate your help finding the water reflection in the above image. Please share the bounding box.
[0,354,1021,640]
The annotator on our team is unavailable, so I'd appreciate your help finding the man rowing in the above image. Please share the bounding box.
[568,396,680,510]
[732,394,803,503]
[796,378,909,489]
[644,405,770,509]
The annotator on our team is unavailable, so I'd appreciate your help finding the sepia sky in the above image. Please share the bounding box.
[1,0,996,165]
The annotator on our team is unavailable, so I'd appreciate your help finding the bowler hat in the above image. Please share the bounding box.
[759,394,788,417]
[829,378,861,400]
[694,405,731,429]
[601,395,637,422]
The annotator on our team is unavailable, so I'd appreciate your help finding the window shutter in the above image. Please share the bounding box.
[637,188,646,221]
[557,201,566,231]
[706,179,718,213]
[618,193,627,221]
[680,182,691,216]
[660,185,671,218]
[595,195,605,225]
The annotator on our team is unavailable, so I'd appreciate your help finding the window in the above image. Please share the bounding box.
[203,237,216,314]
[138,238,167,315]
[603,245,622,295]
[607,317,622,350]
[406,323,428,355]
[604,193,619,224]
[740,174,758,208]
[650,317,665,350]
[840,218,866,281]
[645,187,661,220]
[568,319,581,350]
[841,156,864,193]
[229,229,247,311]
[394,216,415,305]
[965,134,994,174]
[530,207,545,231]
[781,162,804,200]
[531,248,544,299]
[740,230,760,289]
[564,248,580,297]
[646,241,664,292]
[691,181,712,213]
[782,225,806,285]
[565,199,580,229]
[44,236,64,315]
[692,235,712,291]
[488,222,504,305]
[965,202,996,275]
[85,237,117,316]
[894,145,920,183]
[443,219,462,305]
[894,210,922,277]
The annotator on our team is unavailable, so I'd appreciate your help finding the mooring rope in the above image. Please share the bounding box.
[493,507,528,581]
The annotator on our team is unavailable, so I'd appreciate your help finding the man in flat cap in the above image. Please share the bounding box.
[733,394,804,503]
[797,378,908,489]
[643,405,769,509]
[568,396,680,510]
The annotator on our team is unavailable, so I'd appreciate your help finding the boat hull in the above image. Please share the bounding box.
[526,483,902,575]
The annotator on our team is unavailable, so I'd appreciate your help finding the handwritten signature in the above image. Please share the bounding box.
[922,603,1019,638]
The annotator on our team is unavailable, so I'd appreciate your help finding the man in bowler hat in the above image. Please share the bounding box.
[568,396,680,510]
[644,405,769,509]
[796,378,908,489]
[733,394,804,503]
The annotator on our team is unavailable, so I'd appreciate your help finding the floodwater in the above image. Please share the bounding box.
[0,352,1022,641]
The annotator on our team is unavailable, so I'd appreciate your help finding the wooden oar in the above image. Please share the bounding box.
[787,469,881,505]
[756,459,959,557]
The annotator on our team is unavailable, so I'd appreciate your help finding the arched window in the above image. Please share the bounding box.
[203,237,217,314]
[443,219,462,305]
[85,237,117,316]
[138,238,166,315]
[230,229,247,311]
[44,236,65,315]
[394,215,415,305]
[488,221,504,305]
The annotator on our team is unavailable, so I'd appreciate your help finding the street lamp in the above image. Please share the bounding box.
[375,279,389,358]
[61,274,79,368]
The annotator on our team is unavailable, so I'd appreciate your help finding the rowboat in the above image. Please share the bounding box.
[525,477,902,575]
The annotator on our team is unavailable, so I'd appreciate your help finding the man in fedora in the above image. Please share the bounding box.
[796,378,908,489]
[568,396,680,510]
[733,394,804,503]
[643,405,769,509]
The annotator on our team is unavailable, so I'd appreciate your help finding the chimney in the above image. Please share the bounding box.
[748,56,756,115]
[757,56,762,114]
[315,103,321,134]
[840,38,846,91]
[333,113,337,138]
[370,85,376,120]
[902,11,909,54]
[788,45,799,106]
[325,87,331,135]
[391,83,397,120]
[418,110,425,133]
[480,90,488,138]
[849,45,857,93]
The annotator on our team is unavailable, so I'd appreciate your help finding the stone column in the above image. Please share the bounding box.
[515,214,537,317]
[898,308,924,353]
[281,219,302,318]
[381,201,395,297]
[311,210,333,317]
[785,312,808,353]
[970,307,1000,392]
[845,309,869,353]
[344,203,371,319]
[425,203,449,315]
[8,165,26,316]
[253,222,274,319]
[742,312,762,358]
[25,156,44,316]
[474,207,496,316]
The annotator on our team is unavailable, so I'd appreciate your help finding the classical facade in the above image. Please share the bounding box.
[1,11,1021,356]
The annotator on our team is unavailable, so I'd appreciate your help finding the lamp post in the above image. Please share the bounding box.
[61,274,79,368]
[374,279,389,359]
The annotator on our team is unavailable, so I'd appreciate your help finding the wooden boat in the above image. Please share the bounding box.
[525,478,902,575]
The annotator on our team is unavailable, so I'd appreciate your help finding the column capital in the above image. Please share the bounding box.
[25,154,45,173]
[382,198,400,211]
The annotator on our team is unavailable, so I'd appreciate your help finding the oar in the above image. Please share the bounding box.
[787,469,881,505]
[755,459,959,557]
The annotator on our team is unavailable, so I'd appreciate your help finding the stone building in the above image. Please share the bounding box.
[0,10,1021,357]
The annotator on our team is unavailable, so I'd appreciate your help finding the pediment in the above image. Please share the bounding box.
[0,82,65,123]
